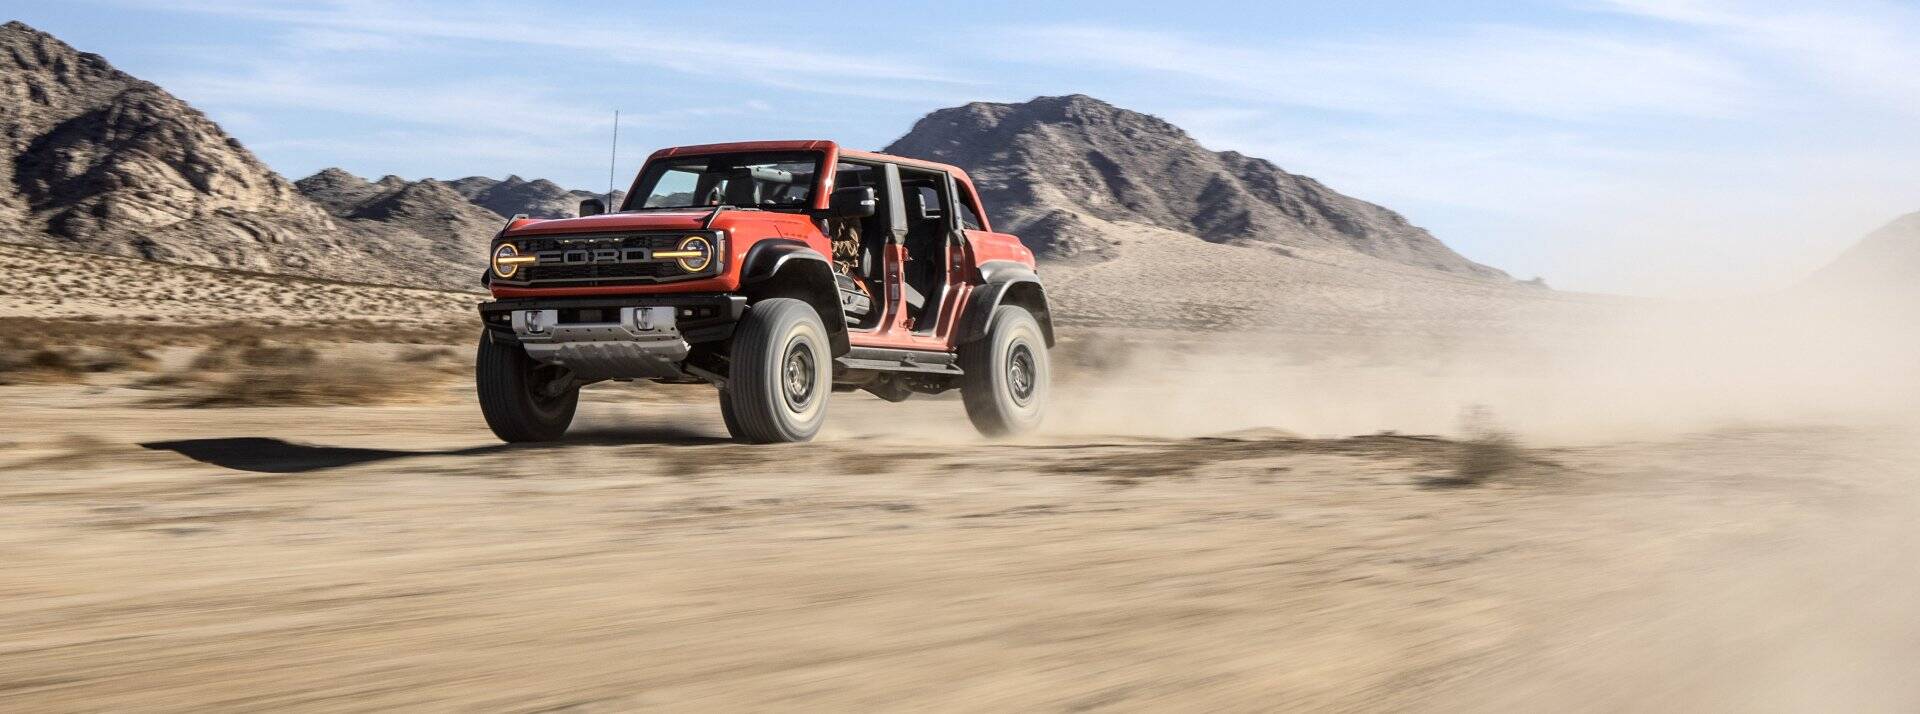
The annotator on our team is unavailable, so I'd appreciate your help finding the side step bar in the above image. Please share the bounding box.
[836,346,963,375]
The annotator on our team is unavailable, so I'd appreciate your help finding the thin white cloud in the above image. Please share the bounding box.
[145,0,977,90]
[253,130,599,179]
[167,62,612,135]
[283,27,406,53]
[1598,0,1920,113]
[987,13,1920,293]
[997,23,1755,120]
[1167,116,1651,213]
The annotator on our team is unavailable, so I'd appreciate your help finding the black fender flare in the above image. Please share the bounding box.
[960,261,1056,347]
[739,239,850,355]
[740,239,829,284]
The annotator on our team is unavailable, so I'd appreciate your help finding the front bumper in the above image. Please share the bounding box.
[478,294,746,380]
[479,294,746,344]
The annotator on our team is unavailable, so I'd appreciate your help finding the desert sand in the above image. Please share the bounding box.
[4,377,1917,711]
[4,246,1918,710]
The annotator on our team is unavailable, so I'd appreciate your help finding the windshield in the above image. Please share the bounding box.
[624,151,822,211]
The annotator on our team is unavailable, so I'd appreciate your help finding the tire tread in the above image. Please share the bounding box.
[959,305,1047,437]
[724,298,829,443]
[475,332,577,442]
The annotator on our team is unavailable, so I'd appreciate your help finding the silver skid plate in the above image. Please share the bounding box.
[512,307,689,380]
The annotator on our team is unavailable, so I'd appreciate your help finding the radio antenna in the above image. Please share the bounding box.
[606,109,621,211]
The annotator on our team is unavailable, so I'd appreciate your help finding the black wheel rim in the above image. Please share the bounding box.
[782,340,818,412]
[1007,342,1036,406]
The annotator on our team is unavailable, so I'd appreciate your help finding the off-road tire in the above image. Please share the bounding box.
[717,388,744,439]
[476,331,579,442]
[959,305,1049,437]
[724,298,832,443]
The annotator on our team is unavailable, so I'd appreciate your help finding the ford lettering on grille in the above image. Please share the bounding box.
[537,247,652,265]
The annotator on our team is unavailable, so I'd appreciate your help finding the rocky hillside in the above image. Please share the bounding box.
[885,95,1505,279]
[1,22,324,257]
[0,21,488,290]
[293,169,507,272]
[444,175,619,219]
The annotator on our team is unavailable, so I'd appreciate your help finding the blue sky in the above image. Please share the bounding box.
[9,0,1920,295]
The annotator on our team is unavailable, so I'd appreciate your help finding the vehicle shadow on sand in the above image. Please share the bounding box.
[142,427,729,474]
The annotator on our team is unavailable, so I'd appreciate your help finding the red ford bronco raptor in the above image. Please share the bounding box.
[476,140,1054,443]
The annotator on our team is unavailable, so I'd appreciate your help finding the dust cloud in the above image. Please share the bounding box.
[1047,287,1919,444]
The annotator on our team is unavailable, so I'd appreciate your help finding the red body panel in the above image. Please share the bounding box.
[964,229,1034,272]
[844,243,974,350]
[490,140,1035,350]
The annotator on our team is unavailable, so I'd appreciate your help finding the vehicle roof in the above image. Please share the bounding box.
[649,140,975,186]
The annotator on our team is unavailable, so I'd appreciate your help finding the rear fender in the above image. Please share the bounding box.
[960,261,1055,347]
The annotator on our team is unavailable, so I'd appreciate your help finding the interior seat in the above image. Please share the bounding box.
[723,176,761,207]
[900,185,945,315]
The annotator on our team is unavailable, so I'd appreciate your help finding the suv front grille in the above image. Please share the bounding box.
[525,261,685,281]
[494,232,721,287]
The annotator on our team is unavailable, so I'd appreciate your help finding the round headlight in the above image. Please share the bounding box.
[492,243,522,279]
[675,235,713,272]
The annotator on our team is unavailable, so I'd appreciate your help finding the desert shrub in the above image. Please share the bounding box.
[134,371,192,389]
[0,330,159,385]
[399,346,458,363]
[71,346,156,373]
[1450,405,1523,484]
[26,349,74,372]
[189,341,245,370]
[238,343,318,368]
[152,359,451,408]
[189,337,317,370]
[2,345,152,383]
[184,362,418,406]
[151,338,467,407]
[0,348,81,384]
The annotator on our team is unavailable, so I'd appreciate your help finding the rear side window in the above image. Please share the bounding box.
[833,161,876,190]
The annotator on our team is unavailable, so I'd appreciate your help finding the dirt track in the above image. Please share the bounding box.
[5,378,1917,711]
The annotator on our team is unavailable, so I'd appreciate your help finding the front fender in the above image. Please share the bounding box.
[739,239,849,355]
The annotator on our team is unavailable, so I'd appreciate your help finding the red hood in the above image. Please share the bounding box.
[501,209,817,237]
[503,210,713,236]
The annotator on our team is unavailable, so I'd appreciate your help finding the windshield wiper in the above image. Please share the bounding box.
[616,204,770,213]
[614,205,700,213]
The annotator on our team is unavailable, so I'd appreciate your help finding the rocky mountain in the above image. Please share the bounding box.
[884,94,1505,279]
[444,175,620,219]
[291,168,401,216]
[293,169,507,271]
[0,21,488,290]
[298,168,616,224]
[1,21,327,259]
